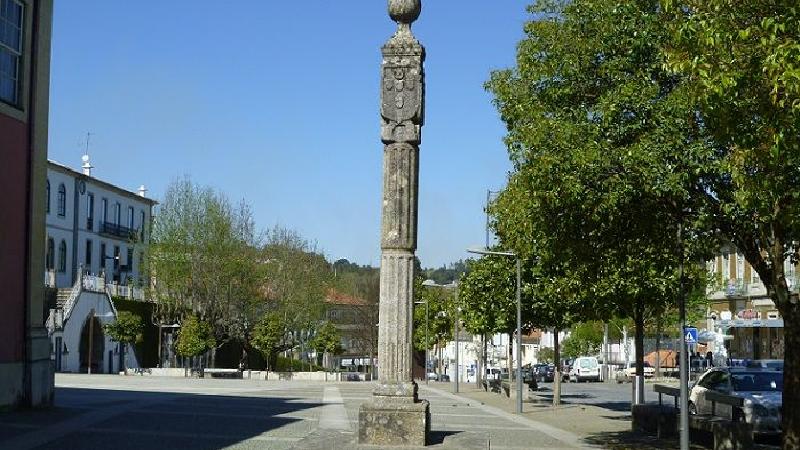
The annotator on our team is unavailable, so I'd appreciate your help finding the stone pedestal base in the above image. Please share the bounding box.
[358,399,430,446]
[358,382,430,446]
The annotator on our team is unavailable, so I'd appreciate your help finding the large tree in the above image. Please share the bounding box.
[148,177,264,366]
[663,1,800,446]
[485,0,714,390]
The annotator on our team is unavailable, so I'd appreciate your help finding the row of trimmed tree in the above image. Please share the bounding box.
[455,1,800,447]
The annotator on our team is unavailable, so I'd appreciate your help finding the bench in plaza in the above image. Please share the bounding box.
[638,384,754,449]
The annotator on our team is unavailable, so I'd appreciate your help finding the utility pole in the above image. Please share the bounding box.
[678,221,689,450]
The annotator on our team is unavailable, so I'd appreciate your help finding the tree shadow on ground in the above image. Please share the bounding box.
[0,387,323,450]
[584,430,705,450]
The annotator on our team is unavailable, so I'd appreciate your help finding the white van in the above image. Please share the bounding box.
[569,356,600,382]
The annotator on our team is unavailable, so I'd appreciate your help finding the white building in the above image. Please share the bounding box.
[45,156,155,289]
[45,156,156,374]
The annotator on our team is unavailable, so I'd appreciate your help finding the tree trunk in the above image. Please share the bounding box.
[507,332,513,388]
[553,329,561,407]
[781,301,800,450]
[633,300,644,404]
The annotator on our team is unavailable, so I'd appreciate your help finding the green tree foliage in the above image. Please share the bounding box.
[148,177,263,352]
[310,321,343,356]
[457,256,518,338]
[175,315,216,359]
[485,0,714,380]
[662,3,800,445]
[250,312,286,371]
[262,227,331,342]
[413,277,456,351]
[103,311,144,371]
[561,322,604,359]
[537,347,555,364]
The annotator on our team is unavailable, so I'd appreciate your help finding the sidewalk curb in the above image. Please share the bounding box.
[420,385,599,449]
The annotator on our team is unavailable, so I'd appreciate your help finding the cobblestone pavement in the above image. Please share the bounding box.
[0,374,590,450]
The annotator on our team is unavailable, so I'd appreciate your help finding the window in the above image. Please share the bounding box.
[85,239,92,267]
[46,238,54,270]
[140,210,146,241]
[736,253,744,281]
[58,240,67,273]
[57,184,66,216]
[114,202,120,225]
[127,206,134,229]
[113,246,120,270]
[86,193,94,230]
[100,243,106,269]
[46,180,50,213]
[0,0,23,105]
[101,198,108,222]
[126,248,133,270]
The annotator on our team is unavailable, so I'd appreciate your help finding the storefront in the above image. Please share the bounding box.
[717,317,784,360]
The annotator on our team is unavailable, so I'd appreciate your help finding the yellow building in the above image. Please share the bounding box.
[706,244,791,360]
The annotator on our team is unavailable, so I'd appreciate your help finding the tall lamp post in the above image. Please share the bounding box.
[414,297,429,385]
[467,248,523,414]
[421,279,459,393]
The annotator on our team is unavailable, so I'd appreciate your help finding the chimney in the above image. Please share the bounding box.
[138,185,147,197]
[81,154,93,176]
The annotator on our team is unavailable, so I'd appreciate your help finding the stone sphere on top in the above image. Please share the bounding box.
[388,0,421,25]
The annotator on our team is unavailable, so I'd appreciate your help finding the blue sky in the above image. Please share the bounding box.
[48,1,532,268]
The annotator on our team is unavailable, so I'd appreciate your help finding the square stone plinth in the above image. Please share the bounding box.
[358,398,430,446]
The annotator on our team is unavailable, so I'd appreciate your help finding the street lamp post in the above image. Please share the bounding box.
[467,248,523,414]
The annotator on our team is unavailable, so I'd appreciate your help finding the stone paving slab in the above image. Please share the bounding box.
[0,375,594,450]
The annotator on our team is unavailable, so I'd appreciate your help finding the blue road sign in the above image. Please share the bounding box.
[684,327,698,344]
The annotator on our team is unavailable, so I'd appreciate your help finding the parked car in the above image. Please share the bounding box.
[426,372,438,381]
[689,367,782,435]
[744,359,784,371]
[438,374,450,382]
[346,373,361,381]
[533,364,555,383]
[485,367,501,381]
[569,356,601,382]
[615,361,656,383]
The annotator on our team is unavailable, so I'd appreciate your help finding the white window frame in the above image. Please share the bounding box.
[0,0,23,106]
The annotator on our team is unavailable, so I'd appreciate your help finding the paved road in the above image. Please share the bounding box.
[0,374,592,450]
[533,380,655,411]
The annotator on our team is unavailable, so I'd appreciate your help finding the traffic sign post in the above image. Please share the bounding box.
[684,327,698,345]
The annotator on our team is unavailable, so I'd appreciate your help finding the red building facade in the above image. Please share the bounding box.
[0,0,54,409]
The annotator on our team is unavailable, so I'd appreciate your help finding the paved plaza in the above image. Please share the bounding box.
[0,374,592,450]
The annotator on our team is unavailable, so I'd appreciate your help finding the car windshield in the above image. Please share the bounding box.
[731,372,783,392]
[579,359,597,368]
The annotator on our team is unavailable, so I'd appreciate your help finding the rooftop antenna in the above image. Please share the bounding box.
[81,132,94,176]
[83,132,93,157]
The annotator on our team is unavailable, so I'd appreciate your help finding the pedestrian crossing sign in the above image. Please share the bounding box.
[684,327,698,344]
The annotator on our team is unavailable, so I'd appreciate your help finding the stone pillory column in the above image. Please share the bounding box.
[358,0,430,446]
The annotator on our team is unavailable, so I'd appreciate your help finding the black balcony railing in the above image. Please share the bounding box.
[99,221,138,241]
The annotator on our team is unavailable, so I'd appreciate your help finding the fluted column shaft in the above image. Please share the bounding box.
[377,12,425,388]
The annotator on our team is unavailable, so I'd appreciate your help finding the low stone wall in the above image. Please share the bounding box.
[263,371,345,381]
[125,368,357,382]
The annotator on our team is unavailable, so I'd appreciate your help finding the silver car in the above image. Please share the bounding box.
[689,367,782,434]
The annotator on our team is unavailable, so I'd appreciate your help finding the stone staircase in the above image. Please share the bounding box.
[56,288,72,309]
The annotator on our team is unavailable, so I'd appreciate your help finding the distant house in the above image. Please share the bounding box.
[324,290,377,373]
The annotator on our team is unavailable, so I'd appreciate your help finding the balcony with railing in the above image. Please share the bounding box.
[99,221,138,241]
[82,274,145,301]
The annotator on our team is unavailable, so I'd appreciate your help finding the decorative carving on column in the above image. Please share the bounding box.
[359,0,430,445]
